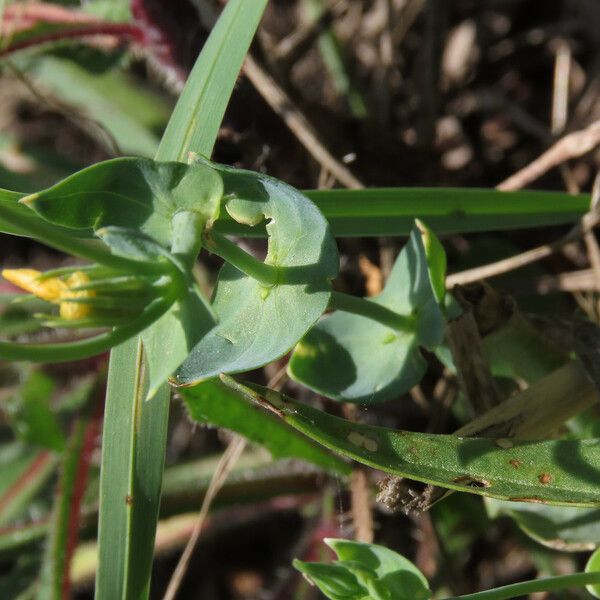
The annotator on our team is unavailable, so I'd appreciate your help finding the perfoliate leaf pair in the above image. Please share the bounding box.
[0,156,339,398]
[288,222,446,404]
[172,157,339,385]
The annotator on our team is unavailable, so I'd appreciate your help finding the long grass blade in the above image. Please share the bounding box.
[95,1,269,598]
[214,187,590,237]
[156,0,269,161]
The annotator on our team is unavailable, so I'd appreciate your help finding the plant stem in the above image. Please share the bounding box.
[0,297,173,362]
[0,23,144,58]
[204,231,278,286]
[328,291,414,332]
[447,572,600,600]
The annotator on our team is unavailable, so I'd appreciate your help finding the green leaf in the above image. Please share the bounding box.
[0,188,62,238]
[221,379,600,507]
[22,158,223,247]
[486,499,600,551]
[180,379,350,475]
[142,290,215,400]
[293,560,369,600]
[156,0,269,161]
[173,161,339,385]
[95,226,175,261]
[586,547,600,598]
[326,539,430,600]
[294,539,431,600]
[288,225,443,404]
[214,187,590,237]
[415,219,446,304]
[7,371,65,452]
[95,338,169,600]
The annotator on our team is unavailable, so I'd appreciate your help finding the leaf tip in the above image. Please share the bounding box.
[19,193,38,206]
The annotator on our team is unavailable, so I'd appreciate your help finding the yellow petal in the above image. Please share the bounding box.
[59,271,95,320]
[2,268,66,302]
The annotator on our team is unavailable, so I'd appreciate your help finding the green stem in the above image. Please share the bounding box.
[329,291,414,332]
[0,204,167,276]
[447,572,600,600]
[203,230,278,286]
[0,297,173,362]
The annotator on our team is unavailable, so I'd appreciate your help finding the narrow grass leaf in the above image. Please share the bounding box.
[221,378,600,507]
[95,338,169,600]
[156,0,269,161]
[38,385,101,600]
[96,2,269,598]
[214,187,590,237]
[180,379,350,475]
[0,447,56,526]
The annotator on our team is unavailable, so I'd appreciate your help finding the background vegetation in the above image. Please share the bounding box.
[2,1,600,598]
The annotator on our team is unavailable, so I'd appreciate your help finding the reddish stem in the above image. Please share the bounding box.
[4,2,102,26]
[0,23,146,57]
[0,451,52,517]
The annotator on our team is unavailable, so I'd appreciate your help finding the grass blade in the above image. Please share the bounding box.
[156,0,269,161]
[221,377,600,507]
[95,339,169,599]
[213,187,590,237]
[95,1,269,598]
[0,448,56,527]
[181,379,350,475]
[38,384,102,600]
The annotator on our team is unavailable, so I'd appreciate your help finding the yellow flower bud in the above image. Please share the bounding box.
[2,268,66,302]
[59,272,95,320]
[2,268,95,320]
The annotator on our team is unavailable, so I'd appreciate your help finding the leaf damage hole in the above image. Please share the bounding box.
[452,475,491,489]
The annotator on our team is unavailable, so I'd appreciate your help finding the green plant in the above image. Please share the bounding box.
[294,539,600,600]
[2,1,600,599]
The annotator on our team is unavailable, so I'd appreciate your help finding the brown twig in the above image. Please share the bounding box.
[243,55,364,189]
[446,204,600,287]
[444,286,501,414]
[162,436,247,600]
[497,120,600,191]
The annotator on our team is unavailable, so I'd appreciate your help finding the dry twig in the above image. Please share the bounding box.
[497,120,600,191]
